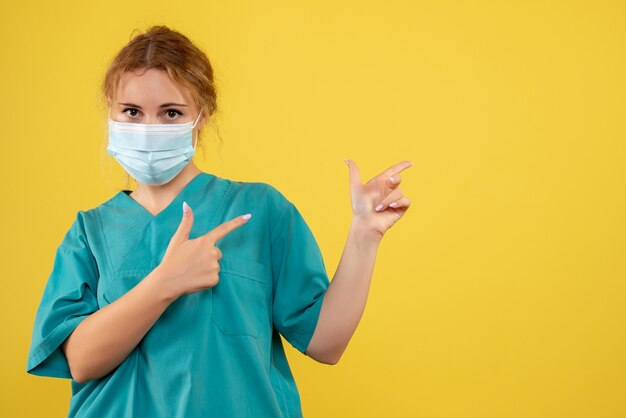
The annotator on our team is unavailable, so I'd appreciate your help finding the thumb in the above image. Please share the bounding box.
[344,158,361,186]
[171,201,194,244]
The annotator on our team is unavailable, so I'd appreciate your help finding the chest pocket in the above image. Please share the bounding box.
[97,269,153,307]
[211,255,272,338]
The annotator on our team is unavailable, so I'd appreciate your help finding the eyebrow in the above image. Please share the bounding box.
[118,102,188,108]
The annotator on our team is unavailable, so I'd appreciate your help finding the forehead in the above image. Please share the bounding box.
[116,68,193,105]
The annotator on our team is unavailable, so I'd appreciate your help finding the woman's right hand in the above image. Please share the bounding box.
[156,201,252,300]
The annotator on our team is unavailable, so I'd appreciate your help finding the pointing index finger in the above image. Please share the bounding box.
[380,160,414,179]
[203,214,252,244]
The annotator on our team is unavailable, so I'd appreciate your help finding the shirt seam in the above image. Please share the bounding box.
[269,203,291,247]
[210,181,233,228]
[95,206,115,276]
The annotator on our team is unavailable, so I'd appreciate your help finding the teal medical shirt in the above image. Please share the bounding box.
[26,172,330,418]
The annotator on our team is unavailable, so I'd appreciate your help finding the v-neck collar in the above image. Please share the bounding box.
[117,172,212,219]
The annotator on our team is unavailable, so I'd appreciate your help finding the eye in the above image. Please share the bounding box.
[165,109,183,120]
[122,108,140,118]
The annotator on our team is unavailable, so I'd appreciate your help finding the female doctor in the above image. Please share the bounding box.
[26,25,413,418]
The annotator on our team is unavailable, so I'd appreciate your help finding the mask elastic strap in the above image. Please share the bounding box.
[192,112,202,129]
[192,112,202,151]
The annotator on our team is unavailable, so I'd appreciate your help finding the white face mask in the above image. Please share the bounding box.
[107,110,202,186]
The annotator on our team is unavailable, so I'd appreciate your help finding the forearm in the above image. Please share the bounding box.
[62,266,177,383]
[305,220,381,364]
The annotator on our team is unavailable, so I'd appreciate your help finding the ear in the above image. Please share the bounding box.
[195,109,209,131]
[198,115,208,130]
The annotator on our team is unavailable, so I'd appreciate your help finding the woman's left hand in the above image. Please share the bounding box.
[345,159,413,241]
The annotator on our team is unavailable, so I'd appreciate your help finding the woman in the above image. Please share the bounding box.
[26,25,412,417]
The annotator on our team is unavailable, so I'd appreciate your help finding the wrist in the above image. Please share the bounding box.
[350,218,383,246]
[148,264,181,304]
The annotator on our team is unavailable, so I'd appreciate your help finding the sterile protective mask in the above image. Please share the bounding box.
[107,109,202,186]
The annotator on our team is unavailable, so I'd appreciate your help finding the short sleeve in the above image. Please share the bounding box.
[26,210,100,379]
[270,191,330,355]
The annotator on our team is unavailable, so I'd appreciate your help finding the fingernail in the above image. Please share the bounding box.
[389,202,398,207]
[242,213,252,221]
[375,204,384,212]
[183,201,189,213]
[389,176,395,183]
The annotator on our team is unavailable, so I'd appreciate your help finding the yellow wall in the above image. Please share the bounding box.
[3,1,625,416]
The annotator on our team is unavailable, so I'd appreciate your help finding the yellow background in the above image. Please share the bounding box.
[2,0,625,417]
